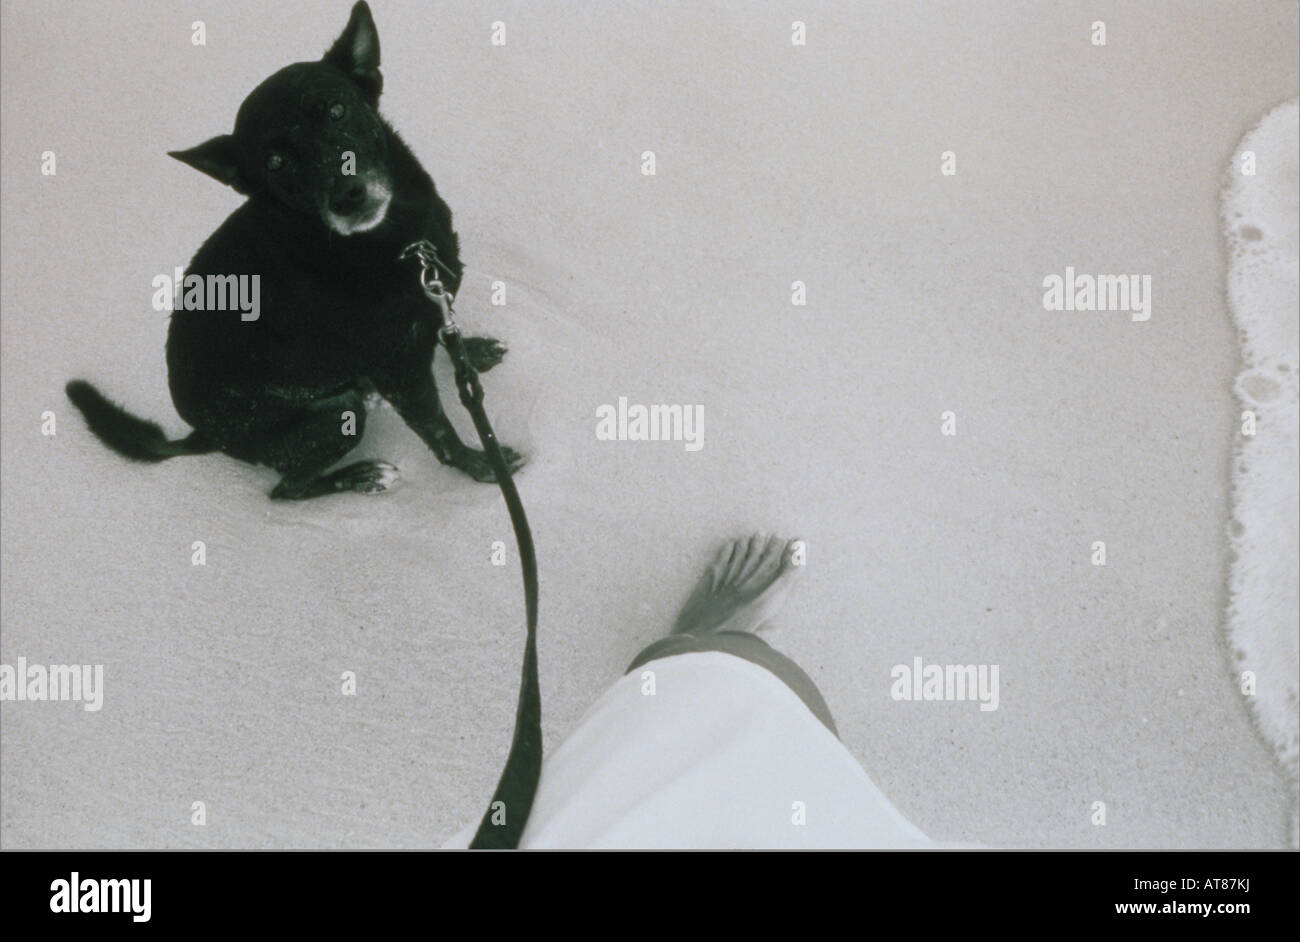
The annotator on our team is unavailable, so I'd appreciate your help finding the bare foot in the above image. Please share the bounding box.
[672,534,802,636]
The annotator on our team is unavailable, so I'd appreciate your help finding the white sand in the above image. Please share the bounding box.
[2,0,1297,848]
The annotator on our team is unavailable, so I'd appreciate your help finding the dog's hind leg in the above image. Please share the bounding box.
[233,389,396,500]
[271,457,398,500]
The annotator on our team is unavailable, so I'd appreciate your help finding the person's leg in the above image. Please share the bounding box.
[625,534,838,735]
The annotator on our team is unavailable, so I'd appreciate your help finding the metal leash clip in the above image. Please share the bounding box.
[400,240,458,336]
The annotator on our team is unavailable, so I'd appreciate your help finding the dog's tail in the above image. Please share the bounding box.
[65,380,216,462]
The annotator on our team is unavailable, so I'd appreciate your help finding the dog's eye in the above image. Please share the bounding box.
[328,103,346,121]
[266,153,284,171]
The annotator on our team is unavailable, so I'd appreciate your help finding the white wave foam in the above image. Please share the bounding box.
[1221,98,1299,846]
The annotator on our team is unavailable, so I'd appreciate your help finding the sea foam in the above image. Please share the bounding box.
[1221,99,1299,846]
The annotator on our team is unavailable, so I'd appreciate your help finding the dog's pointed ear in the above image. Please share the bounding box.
[324,1,383,100]
[169,135,250,194]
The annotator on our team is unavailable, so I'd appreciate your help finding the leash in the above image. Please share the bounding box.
[401,241,541,849]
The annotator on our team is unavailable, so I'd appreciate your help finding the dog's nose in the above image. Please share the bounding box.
[330,183,367,215]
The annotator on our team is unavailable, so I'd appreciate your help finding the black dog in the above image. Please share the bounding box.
[66,1,524,499]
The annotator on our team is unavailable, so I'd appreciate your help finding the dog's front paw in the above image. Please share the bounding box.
[455,445,526,482]
[462,336,507,373]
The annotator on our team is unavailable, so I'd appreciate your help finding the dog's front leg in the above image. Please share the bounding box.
[376,368,525,483]
[461,335,507,373]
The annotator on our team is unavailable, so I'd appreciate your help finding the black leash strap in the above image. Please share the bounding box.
[401,241,541,849]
